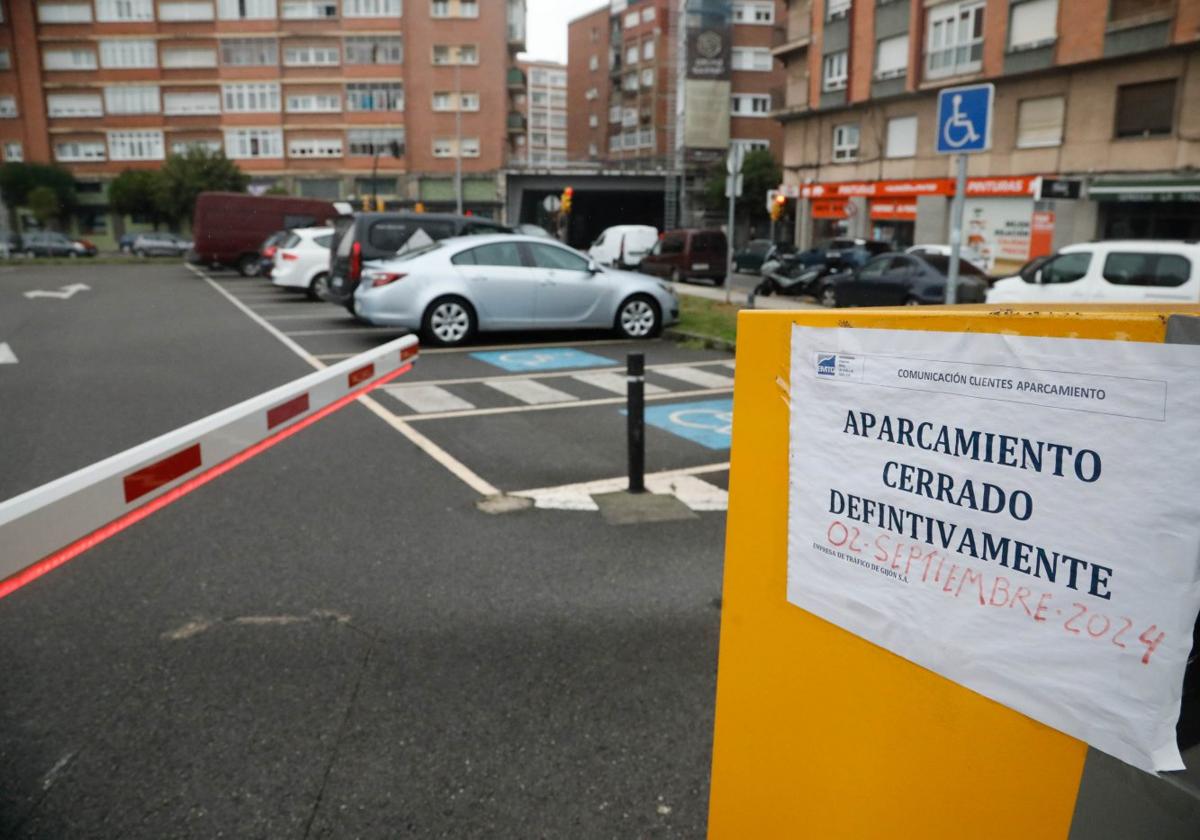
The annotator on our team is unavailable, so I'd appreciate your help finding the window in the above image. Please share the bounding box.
[432,91,477,111]
[225,128,284,158]
[162,47,218,68]
[732,1,774,24]
[345,0,400,15]
[588,142,598,156]
[641,68,654,87]
[589,55,598,71]
[55,140,106,161]
[223,82,280,112]
[217,0,276,18]
[732,47,773,72]
[37,4,93,23]
[1039,252,1090,284]
[104,85,160,114]
[47,93,103,117]
[108,130,164,161]
[281,0,338,17]
[453,242,523,267]
[1009,0,1058,51]
[823,51,848,91]
[4,142,23,162]
[284,43,340,66]
[643,41,655,61]
[641,7,654,22]
[875,34,908,80]
[460,92,479,111]
[624,10,638,27]
[528,243,590,271]
[732,93,771,116]
[460,137,479,157]
[731,138,769,155]
[588,114,598,128]
[100,40,157,69]
[1115,79,1175,138]
[158,2,216,21]
[826,0,851,20]
[0,50,11,70]
[927,1,985,78]
[43,48,98,70]
[609,104,621,123]
[345,82,403,111]
[1016,95,1064,148]
[288,137,343,158]
[432,137,479,157]
[1110,0,1171,23]
[347,128,405,156]
[432,44,477,65]
[1102,253,1191,288]
[171,138,222,155]
[286,91,341,112]
[626,46,639,65]
[96,0,154,20]
[832,123,859,162]
[431,0,476,17]
[885,115,917,158]
[344,36,403,64]
[221,39,278,66]
[164,91,221,115]
[0,96,15,117]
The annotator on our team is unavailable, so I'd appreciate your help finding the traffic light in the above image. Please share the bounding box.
[770,192,787,222]
[413,202,426,214]
[561,186,574,215]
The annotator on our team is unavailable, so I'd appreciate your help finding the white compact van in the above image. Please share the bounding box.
[588,225,659,269]
[987,240,1200,304]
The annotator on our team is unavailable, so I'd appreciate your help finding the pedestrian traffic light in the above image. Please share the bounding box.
[561,186,574,215]
[770,192,787,222]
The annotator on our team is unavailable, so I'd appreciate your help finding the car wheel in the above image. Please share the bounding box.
[422,296,476,347]
[237,254,260,277]
[135,249,148,258]
[307,272,329,302]
[820,286,839,308]
[670,267,683,284]
[615,294,661,339]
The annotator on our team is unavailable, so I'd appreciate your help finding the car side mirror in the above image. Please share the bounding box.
[588,259,601,274]
[1033,269,1044,284]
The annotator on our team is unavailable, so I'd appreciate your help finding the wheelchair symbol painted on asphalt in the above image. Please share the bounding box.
[641,399,734,450]
[668,408,733,437]
[471,348,616,372]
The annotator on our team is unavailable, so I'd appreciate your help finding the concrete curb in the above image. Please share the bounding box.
[663,328,737,353]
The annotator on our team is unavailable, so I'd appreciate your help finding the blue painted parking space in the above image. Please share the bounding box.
[470,347,617,372]
[641,398,734,450]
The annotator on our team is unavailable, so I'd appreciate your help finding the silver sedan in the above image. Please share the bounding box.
[353,234,680,346]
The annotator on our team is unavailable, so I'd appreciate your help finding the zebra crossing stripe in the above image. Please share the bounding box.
[571,371,667,395]
[653,366,735,390]
[486,378,579,405]
[385,384,476,414]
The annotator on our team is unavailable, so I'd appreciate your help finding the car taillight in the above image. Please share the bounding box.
[264,246,277,258]
[350,241,363,281]
[281,251,299,261]
[370,272,407,288]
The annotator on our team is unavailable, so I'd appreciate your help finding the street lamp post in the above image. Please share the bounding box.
[455,60,463,216]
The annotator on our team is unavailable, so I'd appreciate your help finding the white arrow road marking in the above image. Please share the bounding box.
[23,283,90,300]
[0,342,16,364]
[511,463,731,512]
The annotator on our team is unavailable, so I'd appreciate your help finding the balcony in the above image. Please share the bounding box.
[507,67,526,91]
[507,112,526,133]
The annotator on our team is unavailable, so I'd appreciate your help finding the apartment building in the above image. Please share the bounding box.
[514,58,567,167]
[775,0,1200,272]
[0,0,527,243]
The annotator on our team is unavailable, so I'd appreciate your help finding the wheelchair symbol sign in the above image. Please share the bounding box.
[936,83,993,154]
[640,398,734,450]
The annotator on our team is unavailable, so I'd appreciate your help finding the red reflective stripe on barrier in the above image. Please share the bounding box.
[348,363,375,388]
[123,445,202,503]
[267,393,310,429]
[401,345,419,362]
[0,361,414,603]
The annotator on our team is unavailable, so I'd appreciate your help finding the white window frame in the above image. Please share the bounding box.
[217,0,277,19]
[55,140,106,162]
[163,91,221,115]
[344,0,401,16]
[4,142,24,162]
[288,136,344,158]
[43,48,99,71]
[874,34,908,80]
[0,96,16,118]
[161,47,218,68]
[1008,0,1059,52]
[884,115,918,158]
[285,91,342,112]
[283,43,341,66]
[222,82,281,113]
[37,4,94,23]
[623,10,638,28]
[926,0,985,79]
[823,51,848,92]
[47,93,105,117]
[1015,95,1065,148]
[732,93,772,117]
[99,40,158,70]
[826,0,851,21]
[731,47,773,72]
[158,2,216,21]
[107,130,165,161]
[224,128,284,159]
[344,36,403,64]
[832,123,859,162]
[281,0,338,18]
[346,129,404,156]
[103,85,160,115]
[220,39,279,66]
[345,82,404,112]
[96,0,155,21]
[731,138,769,156]
[171,139,223,155]
[732,1,774,25]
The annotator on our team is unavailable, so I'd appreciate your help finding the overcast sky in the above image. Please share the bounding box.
[524,0,608,64]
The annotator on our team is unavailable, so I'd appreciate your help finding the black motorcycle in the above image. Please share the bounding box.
[755,259,853,299]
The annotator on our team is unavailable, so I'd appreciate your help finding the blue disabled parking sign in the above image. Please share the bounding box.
[936,83,993,154]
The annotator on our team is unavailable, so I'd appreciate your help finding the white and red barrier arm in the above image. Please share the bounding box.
[0,335,419,600]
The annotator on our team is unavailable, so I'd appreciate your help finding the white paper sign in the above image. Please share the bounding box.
[787,326,1200,774]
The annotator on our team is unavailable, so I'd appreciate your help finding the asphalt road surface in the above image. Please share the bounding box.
[0,262,735,838]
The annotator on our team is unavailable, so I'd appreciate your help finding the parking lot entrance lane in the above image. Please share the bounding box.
[641,399,735,450]
[470,348,616,372]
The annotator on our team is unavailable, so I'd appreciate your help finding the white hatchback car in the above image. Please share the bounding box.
[354,234,680,346]
[588,225,659,269]
[271,226,335,299]
[987,240,1200,304]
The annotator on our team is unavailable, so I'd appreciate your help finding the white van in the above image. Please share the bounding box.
[588,225,659,269]
[987,240,1200,304]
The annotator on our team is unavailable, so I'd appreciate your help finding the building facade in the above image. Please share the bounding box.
[775,0,1200,272]
[514,58,567,167]
[0,0,527,244]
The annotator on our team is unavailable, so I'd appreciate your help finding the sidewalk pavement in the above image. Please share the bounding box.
[666,280,822,311]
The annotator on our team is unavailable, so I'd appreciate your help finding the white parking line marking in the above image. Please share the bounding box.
[487,378,579,405]
[652,366,735,389]
[571,371,667,396]
[721,360,737,370]
[263,313,358,321]
[385,384,476,414]
[0,342,17,365]
[403,386,733,422]
[384,359,735,390]
[284,327,409,336]
[512,463,730,512]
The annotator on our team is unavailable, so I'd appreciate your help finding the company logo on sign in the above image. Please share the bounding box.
[817,355,837,376]
[696,30,723,59]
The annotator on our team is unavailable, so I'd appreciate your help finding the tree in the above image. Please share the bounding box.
[154,146,249,225]
[109,170,165,229]
[702,149,783,227]
[0,163,77,227]
[264,185,289,196]
[27,186,61,228]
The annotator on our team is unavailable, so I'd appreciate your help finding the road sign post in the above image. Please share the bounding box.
[935,83,994,305]
[725,146,745,304]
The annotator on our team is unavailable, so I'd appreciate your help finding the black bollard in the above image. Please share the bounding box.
[627,352,645,494]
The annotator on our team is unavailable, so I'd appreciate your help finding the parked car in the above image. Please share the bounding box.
[71,238,98,257]
[587,224,659,270]
[825,238,892,269]
[256,231,289,277]
[325,212,510,310]
[132,232,191,257]
[817,252,990,307]
[353,234,679,347]
[271,227,335,299]
[639,229,728,285]
[189,192,340,276]
[15,231,78,258]
[515,223,554,239]
[732,239,778,274]
[906,244,987,274]
[987,241,1200,305]
[118,233,138,254]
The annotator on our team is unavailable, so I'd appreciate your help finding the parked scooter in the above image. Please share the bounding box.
[756,259,852,299]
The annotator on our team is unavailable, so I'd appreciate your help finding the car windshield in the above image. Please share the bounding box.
[392,242,443,262]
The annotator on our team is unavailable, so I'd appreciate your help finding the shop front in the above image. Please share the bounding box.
[1090,177,1200,241]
